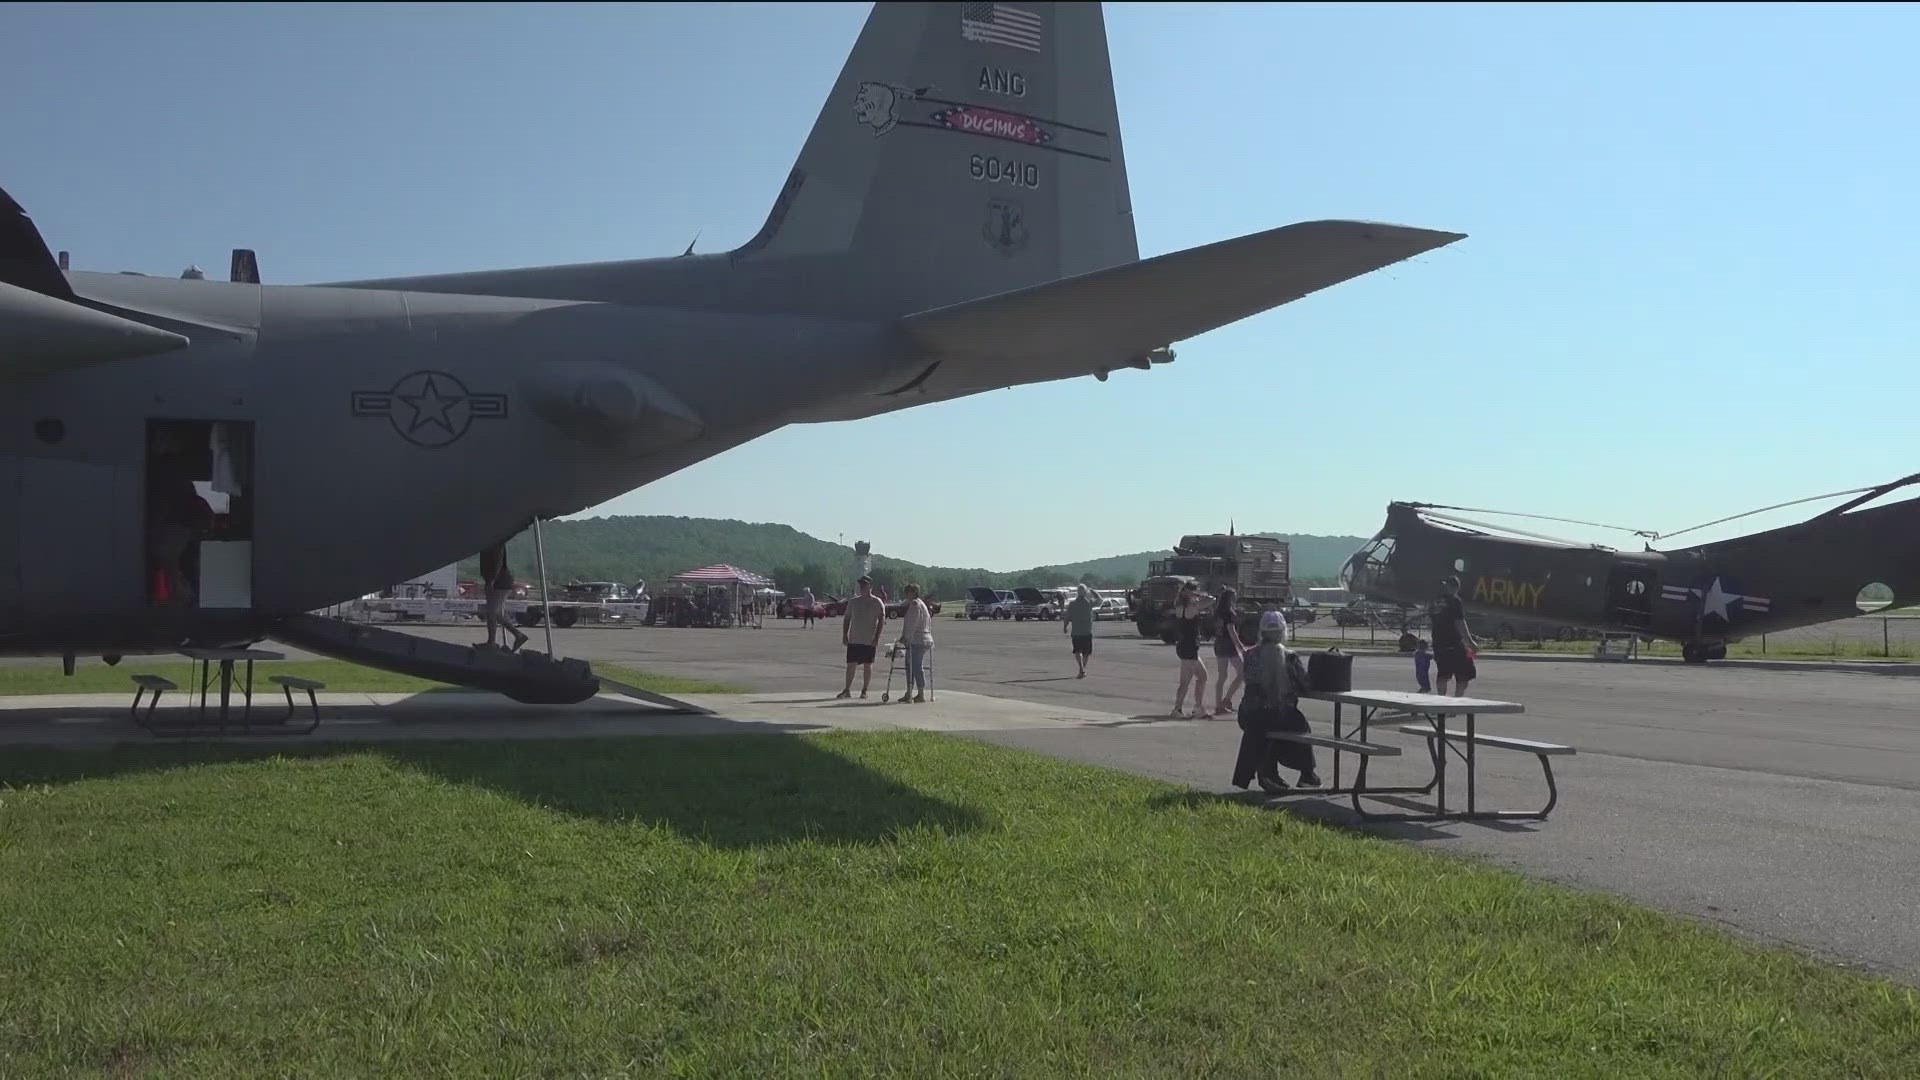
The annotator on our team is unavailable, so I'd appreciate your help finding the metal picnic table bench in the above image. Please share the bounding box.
[129,647,322,737]
[1284,689,1575,822]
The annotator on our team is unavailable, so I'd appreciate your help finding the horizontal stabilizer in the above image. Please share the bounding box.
[900,220,1463,388]
[0,279,191,378]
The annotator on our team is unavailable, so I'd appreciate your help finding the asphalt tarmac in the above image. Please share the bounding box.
[402,615,1920,984]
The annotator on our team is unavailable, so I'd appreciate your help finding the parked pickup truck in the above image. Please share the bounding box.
[1012,586,1078,621]
[964,587,1020,620]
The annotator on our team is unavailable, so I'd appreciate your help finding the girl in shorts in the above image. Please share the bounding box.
[1211,588,1251,716]
[1170,581,1211,719]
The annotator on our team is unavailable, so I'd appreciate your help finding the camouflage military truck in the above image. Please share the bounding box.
[1130,534,1295,643]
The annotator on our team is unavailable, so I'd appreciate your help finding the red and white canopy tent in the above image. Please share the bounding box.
[670,564,774,588]
[668,564,777,627]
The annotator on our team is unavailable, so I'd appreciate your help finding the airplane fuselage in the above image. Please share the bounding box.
[1,2,1466,665]
[0,269,911,655]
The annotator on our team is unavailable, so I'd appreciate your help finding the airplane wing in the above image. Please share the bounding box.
[799,219,1461,421]
[0,186,189,378]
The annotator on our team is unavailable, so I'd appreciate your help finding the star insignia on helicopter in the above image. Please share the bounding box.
[352,370,508,448]
[1660,576,1773,622]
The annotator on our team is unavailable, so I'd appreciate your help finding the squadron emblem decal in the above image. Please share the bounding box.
[352,370,507,449]
[983,197,1028,255]
[851,81,926,137]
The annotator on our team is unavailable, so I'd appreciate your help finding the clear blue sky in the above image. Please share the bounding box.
[7,3,1916,569]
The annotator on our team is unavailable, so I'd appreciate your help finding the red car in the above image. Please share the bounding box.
[781,597,831,620]
[886,596,943,618]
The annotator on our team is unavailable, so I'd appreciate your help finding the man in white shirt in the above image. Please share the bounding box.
[837,576,887,699]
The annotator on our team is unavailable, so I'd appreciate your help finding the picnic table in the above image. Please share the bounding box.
[153,646,287,734]
[1286,689,1574,822]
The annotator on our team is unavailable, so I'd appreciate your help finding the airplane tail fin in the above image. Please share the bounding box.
[729,1,1138,319]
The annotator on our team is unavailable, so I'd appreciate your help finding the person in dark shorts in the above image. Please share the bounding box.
[1210,588,1249,716]
[837,576,887,699]
[1169,581,1211,718]
[1063,584,1096,678]
[1429,576,1480,696]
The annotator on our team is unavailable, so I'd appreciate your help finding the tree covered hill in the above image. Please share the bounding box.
[459,516,1366,600]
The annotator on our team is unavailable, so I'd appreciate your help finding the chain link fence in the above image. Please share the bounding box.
[1293,614,1920,660]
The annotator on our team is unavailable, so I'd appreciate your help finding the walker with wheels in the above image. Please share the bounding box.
[881,640,934,703]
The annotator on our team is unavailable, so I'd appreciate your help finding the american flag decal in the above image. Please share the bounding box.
[961,3,1042,53]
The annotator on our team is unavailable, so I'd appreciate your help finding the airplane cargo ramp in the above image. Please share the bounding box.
[272,615,708,713]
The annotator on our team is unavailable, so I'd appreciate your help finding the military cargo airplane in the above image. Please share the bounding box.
[2,2,1461,699]
[1340,476,1920,662]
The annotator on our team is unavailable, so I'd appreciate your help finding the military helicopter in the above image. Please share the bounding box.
[1340,474,1920,662]
[0,2,1460,701]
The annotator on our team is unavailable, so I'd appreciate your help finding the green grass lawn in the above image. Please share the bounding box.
[0,732,1914,1076]
[0,659,738,697]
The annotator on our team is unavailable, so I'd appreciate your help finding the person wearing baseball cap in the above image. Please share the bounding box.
[1429,575,1481,696]
[837,575,887,699]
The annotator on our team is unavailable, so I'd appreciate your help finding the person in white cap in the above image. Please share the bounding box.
[1231,609,1321,793]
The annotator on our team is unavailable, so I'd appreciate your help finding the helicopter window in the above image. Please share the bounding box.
[1353,537,1394,565]
[1341,537,1400,593]
[1454,558,1466,573]
[1857,583,1893,613]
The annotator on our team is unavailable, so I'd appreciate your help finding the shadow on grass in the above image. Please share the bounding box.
[1147,789,1473,842]
[0,734,985,849]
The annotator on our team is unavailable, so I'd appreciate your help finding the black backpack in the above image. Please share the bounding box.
[1307,649,1353,693]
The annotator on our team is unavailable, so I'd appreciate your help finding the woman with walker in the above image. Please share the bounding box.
[894,583,934,703]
